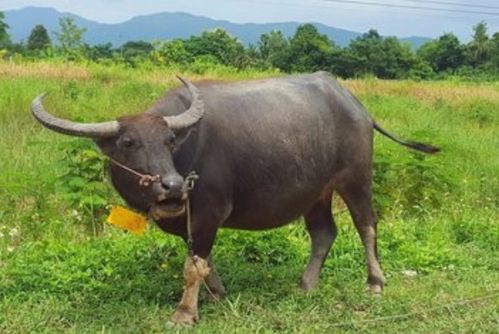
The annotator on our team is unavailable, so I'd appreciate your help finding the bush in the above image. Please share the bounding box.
[56,140,114,233]
[407,61,435,80]
[373,139,455,218]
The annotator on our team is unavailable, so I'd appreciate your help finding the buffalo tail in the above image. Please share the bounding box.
[373,121,440,154]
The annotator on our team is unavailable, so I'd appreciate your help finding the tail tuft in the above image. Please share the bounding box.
[403,141,441,154]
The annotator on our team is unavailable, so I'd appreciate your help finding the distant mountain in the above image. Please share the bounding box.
[4,7,431,48]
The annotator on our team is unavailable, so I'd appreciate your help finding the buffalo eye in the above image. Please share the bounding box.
[121,137,134,148]
[165,135,176,147]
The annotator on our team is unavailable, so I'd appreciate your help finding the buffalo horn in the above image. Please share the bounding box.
[31,93,120,138]
[164,76,205,130]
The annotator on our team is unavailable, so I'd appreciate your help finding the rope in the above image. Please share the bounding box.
[182,172,198,254]
[186,197,194,255]
[108,157,161,187]
[196,287,499,329]
[325,290,499,329]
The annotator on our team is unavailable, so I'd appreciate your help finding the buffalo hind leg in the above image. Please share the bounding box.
[337,176,384,293]
[204,255,226,300]
[299,193,337,291]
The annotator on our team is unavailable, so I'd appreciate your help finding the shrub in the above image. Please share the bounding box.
[373,138,455,218]
[56,139,114,233]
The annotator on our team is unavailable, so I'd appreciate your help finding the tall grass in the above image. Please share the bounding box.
[0,61,498,333]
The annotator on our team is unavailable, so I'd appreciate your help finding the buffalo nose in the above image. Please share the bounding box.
[161,174,184,195]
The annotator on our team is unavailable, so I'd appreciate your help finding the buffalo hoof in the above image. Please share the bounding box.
[368,275,384,294]
[171,308,198,326]
[368,284,383,294]
[298,279,317,292]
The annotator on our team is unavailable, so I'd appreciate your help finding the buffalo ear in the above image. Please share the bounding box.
[93,137,113,156]
[172,126,195,151]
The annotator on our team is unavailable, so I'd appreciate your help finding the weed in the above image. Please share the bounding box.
[373,146,455,218]
[55,139,114,234]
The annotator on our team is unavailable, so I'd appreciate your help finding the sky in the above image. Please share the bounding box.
[1,0,498,40]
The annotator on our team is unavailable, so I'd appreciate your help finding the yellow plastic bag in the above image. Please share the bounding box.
[107,206,148,236]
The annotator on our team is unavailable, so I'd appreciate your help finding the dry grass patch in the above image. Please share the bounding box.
[344,79,499,105]
[0,61,90,81]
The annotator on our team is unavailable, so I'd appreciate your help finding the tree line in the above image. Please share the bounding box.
[1,13,498,80]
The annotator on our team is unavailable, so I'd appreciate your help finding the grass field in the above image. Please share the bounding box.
[0,60,498,333]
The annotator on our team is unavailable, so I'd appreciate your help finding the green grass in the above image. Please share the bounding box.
[0,60,498,333]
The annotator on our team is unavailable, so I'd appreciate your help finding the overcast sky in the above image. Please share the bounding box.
[1,0,498,40]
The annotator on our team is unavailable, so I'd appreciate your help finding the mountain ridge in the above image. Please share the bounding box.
[3,6,431,48]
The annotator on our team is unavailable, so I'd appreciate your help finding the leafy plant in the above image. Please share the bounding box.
[56,139,114,233]
[373,136,455,217]
[216,225,307,265]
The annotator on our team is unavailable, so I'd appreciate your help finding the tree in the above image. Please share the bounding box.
[85,43,114,61]
[8,42,26,55]
[184,28,246,68]
[287,24,334,72]
[330,48,365,78]
[487,32,499,71]
[27,25,51,51]
[121,40,154,62]
[343,30,415,79]
[258,30,289,69]
[417,33,466,73]
[154,39,192,65]
[380,37,416,78]
[245,43,261,68]
[54,17,86,53]
[0,11,12,49]
[467,21,491,67]
[407,60,435,80]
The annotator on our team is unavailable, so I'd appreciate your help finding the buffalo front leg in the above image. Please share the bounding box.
[171,255,211,325]
[170,197,228,325]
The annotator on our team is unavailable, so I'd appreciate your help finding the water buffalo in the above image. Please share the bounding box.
[31,71,439,325]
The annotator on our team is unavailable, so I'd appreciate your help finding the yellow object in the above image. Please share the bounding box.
[107,206,148,236]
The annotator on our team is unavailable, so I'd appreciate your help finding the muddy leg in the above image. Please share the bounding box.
[299,194,337,291]
[337,179,384,293]
[171,255,210,325]
[170,197,229,326]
